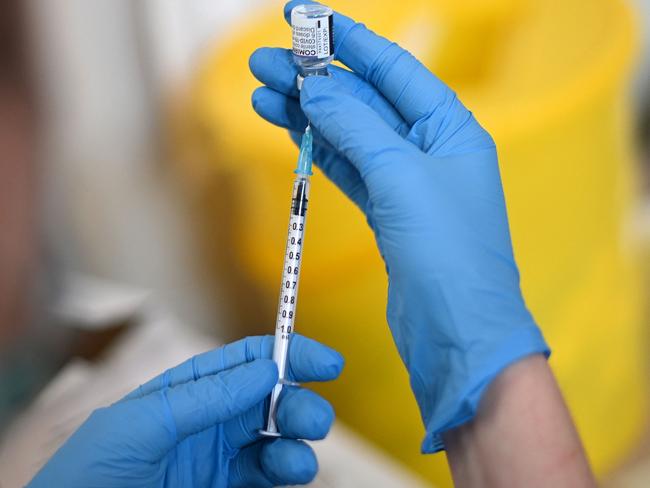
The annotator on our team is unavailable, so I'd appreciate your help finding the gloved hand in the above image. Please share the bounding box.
[250,0,549,452]
[28,334,343,487]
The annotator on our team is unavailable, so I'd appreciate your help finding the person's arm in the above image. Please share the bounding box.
[444,355,595,487]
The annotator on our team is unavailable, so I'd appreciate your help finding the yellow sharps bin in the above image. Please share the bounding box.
[186,0,646,485]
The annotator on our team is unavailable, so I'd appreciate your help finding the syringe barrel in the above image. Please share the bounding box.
[262,174,311,435]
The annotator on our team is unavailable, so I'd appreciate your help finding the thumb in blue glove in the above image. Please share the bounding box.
[28,334,344,487]
[250,0,549,453]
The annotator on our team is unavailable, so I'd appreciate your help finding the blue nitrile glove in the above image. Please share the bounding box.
[28,334,343,487]
[249,1,549,453]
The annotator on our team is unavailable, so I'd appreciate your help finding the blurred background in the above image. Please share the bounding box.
[1,0,650,486]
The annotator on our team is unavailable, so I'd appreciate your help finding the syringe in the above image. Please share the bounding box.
[260,126,313,437]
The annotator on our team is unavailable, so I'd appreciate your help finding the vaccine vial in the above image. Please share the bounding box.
[291,4,334,88]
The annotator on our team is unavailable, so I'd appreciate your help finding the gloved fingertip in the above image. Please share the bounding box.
[250,47,291,78]
[319,347,345,379]
[250,87,267,112]
[290,335,345,381]
[250,87,261,110]
[250,87,283,114]
[311,400,335,439]
[278,389,335,440]
[248,47,265,74]
[261,439,318,485]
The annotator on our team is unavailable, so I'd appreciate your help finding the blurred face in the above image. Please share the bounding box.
[0,81,38,344]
